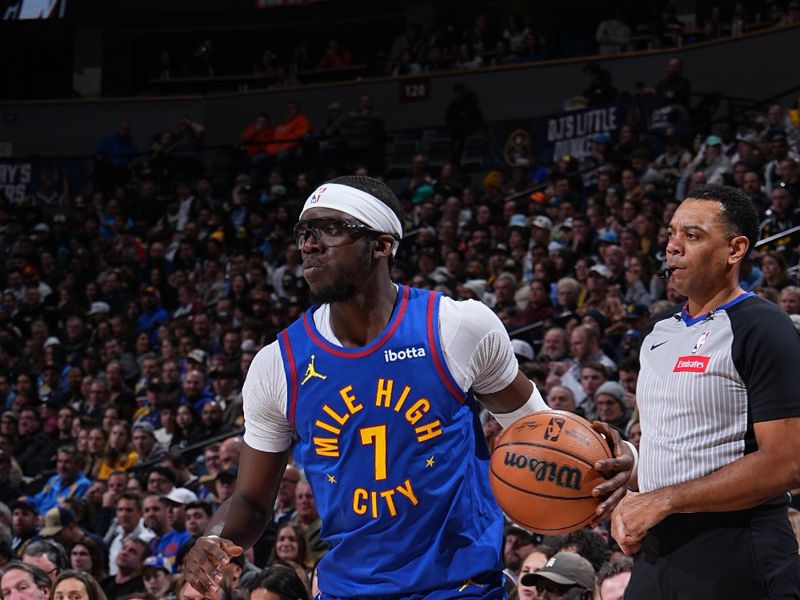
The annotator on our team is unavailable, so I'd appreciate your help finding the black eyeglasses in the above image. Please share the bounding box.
[293,218,397,248]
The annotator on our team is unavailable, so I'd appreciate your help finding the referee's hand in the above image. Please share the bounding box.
[183,535,243,594]
[589,421,634,520]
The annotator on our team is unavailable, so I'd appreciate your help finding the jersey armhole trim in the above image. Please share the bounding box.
[279,330,299,426]
[426,292,466,404]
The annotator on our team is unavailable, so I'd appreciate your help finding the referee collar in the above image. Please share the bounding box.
[680,292,754,326]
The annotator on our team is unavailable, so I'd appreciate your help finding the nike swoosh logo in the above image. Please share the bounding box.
[650,341,668,350]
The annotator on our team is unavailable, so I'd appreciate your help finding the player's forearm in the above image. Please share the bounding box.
[204,493,272,549]
[651,449,799,516]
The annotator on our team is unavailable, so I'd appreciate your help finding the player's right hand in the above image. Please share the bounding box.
[183,535,243,593]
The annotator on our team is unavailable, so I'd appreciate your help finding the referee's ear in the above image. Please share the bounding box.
[728,234,749,266]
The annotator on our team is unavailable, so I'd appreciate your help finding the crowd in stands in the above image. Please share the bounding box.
[146,2,800,93]
[4,32,800,600]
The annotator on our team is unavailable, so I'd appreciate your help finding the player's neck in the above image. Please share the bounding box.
[329,277,398,348]
[686,282,745,318]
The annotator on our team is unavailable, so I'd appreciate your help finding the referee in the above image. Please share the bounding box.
[613,185,800,598]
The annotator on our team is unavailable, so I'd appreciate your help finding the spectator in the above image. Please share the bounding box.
[240,113,274,159]
[445,83,483,165]
[596,8,631,54]
[289,481,327,561]
[0,561,51,600]
[26,446,90,517]
[266,101,313,174]
[11,500,41,557]
[596,556,634,600]
[141,556,172,599]
[131,423,166,467]
[51,569,108,600]
[316,40,352,70]
[152,489,195,573]
[268,523,312,577]
[654,57,691,108]
[21,540,68,583]
[248,564,310,600]
[68,537,107,581]
[101,536,147,598]
[105,493,155,576]
[14,406,58,477]
[95,422,138,480]
[340,95,385,174]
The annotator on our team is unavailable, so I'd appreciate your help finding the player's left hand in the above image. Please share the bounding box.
[589,421,634,521]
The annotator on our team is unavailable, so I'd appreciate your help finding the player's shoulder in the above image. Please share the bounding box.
[439,295,501,325]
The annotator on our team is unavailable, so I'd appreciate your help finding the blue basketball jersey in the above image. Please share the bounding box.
[278,285,504,597]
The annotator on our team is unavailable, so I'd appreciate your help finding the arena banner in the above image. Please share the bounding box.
[541,104,620,162]
[0,158,89,204]
[489,102,628,169]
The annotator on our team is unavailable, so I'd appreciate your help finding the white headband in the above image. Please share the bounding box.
[300,183,403,255]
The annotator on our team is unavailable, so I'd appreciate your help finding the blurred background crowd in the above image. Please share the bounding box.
[2,1,800,599]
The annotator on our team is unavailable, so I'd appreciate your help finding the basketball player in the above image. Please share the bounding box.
[613,185,800,598]
[184,176,635,598]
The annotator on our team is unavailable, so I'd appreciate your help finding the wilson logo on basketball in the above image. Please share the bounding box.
[673,355,710,373]
[503,451,583,491]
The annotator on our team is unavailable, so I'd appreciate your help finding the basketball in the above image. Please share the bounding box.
[489,410,613,535]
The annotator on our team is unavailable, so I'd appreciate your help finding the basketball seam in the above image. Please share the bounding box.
[489,465,597,500]
[492,441,600,467]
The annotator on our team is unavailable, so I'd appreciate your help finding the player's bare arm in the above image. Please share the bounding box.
[184,445,288,592]
[613,416,800,555]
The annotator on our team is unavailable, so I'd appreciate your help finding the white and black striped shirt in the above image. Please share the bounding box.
[637,293,800,492]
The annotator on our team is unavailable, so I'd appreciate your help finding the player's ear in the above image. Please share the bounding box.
[373,234,394,259]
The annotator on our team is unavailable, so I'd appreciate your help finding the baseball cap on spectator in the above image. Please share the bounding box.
[511,339,535,362]
[583,309,608,331]
[596,230,619,245]
[412,184,435,204]
[520,552,596,591]
[161,487,198,505]
[10,499,36,514]
[705,135,722,146]
[210,365,239,380]
[143,556,170,574]
[504,523,536,544]
[595,381,627,411]
[624,328,641,339]
[132,421,155,436]
[87,301,110,316]
[561,217,574,229]
[235,174,252,187]
[589,264,612,279]
[40,506,76,537]
[43,337,61,349]
[142,286,160,297]
[624,304,650,320]
[2,410,19,423]
[216,467,238,483]
[530,215,553,231]
[240,339,257,353]
[53,213,67,224]
[736,132,758,146]
[462,279,487,301]
[508,214,528,228]
[594,133,611,144]
[187,349,207,364]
